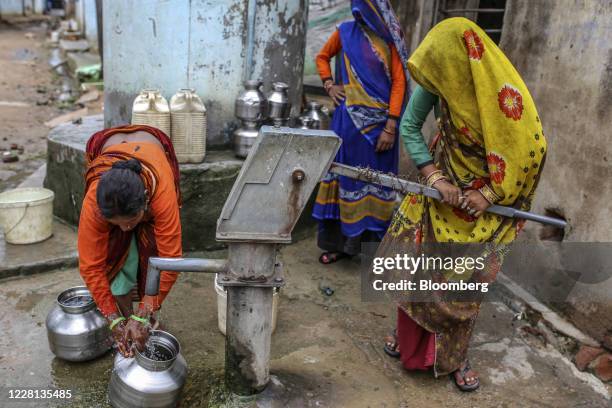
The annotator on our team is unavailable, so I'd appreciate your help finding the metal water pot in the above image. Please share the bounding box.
[131,89,171,137]
[170,88,207,164]
[233,121,259,158]
[267,82,291,124]
[303,101,330,130]
[235,80,267,122]
[108,330,188,408]
[298,116,314,129]
[45,286,111,362]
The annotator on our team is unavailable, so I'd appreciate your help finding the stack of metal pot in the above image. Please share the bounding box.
[108,330,188,408]
[301,100,330,130]
[298,116,314,129]
[45,286,111,362]
[267,82,292,127]
[233,80,268,158]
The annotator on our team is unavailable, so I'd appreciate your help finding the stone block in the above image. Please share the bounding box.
[591,353,612,383]
[59,39,89,52]
[574,345,605,371]
[44,115,317,252]
[45,114,99,226]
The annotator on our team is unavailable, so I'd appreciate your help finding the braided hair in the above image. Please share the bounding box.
[96,159,146,219]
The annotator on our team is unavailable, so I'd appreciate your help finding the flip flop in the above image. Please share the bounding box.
[451,360,480,392]
[383,329,400,358]
[318,252,350,265]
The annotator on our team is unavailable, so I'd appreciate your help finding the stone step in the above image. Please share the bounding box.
[44,115,317,252]
[0,219,78,280]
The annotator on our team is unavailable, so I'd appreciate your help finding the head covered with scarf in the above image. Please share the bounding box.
[336,0,410,144]
[83,124,182,296]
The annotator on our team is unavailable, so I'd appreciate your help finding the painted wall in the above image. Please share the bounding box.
[500,0,612,345]
[103,0,308,146]
[0,0,43,15]
[74,0,98,46]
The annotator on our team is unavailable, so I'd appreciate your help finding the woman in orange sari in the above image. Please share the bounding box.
[78,124,182,356]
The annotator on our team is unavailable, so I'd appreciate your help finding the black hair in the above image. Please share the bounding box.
[96,159,146,219]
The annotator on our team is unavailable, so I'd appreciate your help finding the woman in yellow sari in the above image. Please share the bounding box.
[379,18,547,391]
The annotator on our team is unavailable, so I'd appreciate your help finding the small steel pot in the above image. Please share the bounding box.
[45,286,111,362]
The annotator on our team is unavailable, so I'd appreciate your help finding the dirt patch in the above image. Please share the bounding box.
[0,20,102,191]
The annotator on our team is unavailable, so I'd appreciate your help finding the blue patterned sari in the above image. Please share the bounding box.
[313,0,410,252]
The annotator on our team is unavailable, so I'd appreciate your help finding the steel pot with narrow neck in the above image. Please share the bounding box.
[298,116,314,129]
[303,100,330,130]
[235,80,268,122]
[109,330,188,408]
[267,82,291,122]
[233,121,259,158]
[45,286,111,362]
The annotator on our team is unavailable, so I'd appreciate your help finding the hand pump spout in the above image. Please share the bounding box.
[145,257,229,296]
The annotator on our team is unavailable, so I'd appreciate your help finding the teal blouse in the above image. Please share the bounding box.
[399,85,440,169]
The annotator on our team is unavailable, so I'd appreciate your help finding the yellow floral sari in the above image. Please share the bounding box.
[378,17,547,376]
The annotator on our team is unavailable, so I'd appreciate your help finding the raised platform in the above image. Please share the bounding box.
[44,115,317,251]
[44,116,225,250]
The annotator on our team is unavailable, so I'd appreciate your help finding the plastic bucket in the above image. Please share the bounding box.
[0,188,54,244]
[214,274,279,336]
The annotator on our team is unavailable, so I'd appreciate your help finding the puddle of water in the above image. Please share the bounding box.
[13,48,36,61]
[15,292,45,311]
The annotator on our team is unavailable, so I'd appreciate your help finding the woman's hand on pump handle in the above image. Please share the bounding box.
[459,189,490,218]
[422,164,491,217]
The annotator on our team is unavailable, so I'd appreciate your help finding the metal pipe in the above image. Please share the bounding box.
[244,0,257,81]
[328,163,567,229]
[225,286,273,395]
[225,243,277,395]
[144,257,228,296]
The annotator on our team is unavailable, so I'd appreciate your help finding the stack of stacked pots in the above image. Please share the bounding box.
[234,80,268,158]
[267,82,291,127]
[301,100,330,130]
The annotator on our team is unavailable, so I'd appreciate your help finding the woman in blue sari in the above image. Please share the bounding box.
[313,0,409,263]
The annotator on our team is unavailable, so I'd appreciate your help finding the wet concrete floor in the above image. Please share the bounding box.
[0,238,609,407]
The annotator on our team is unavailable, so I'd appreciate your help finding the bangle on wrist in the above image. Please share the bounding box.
[109,316,126,330]
[130,314,149,325]
[425,170,448,187]
[478,184,500,204]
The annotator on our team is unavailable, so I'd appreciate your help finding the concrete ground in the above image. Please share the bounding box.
[0,236,609,408]
[0,19,103,191]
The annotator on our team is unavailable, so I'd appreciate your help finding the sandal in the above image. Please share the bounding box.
[383,329,400,358]
[318,252,350,265]
[451,360,480,392]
